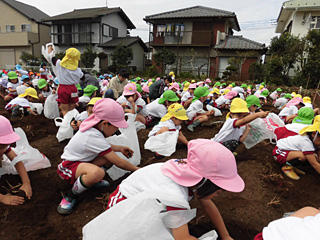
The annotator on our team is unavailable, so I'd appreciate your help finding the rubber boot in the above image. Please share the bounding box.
[187,120,201,132]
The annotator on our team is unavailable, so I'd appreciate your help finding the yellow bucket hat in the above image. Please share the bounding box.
[230,98,249,113]
[222,89,230,95]
[148,82,153,87]
[191,79,196,83]
[183,82,191,91]
[295,94,302,99]
[88,97,102,106]
[161,103,188,122]
[210,88,220,95]
[18,88,38,99]
[60,48,81,70]
[299,115,320,135]
[303,96,312,104]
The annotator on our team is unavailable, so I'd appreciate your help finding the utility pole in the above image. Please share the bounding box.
[106,0,108,7]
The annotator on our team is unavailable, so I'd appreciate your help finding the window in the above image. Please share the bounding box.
[6,25,15,32]
[109,26,118,38]
[310,16,320,29]
[79,23,90,43]
[21,24,31,32]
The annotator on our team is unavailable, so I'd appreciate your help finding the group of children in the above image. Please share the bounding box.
[0,44,320,239]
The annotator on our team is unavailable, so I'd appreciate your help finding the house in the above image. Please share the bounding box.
[276,0,320,36]
[0,0,51,69]
[144,5,267,79]
[43,7,148,72]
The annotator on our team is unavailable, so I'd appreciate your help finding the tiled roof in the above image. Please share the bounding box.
[99,37,148,52]
[3,0,49,23]
[145,5,235,20]
[215,36,266,50]
[43,7,135,29]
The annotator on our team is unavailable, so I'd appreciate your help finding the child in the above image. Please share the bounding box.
[0,116,32,205]
[246,95,261,113]
[117,83,151,127]
[215,90,238,110]
[279,97,305,124]
[269,88,282,101]
[180,83,196,108]
[95,139,244,240]
[4,71,21,102]
[169,82,181,98]
[39,62,49,80]
[272,115,320,180]
[141,84,150,104]
[16,75,32,96]
[48,46,84,116]
[71,97,102,131]
[146,90,179,120]
[212,98,269,152]
[57,98,140,215]
[274,93,292,110]
[78,85,98,104]
[5,88,38,118]
[148,103,188,145]
[303,96,313,109]
[186,87,215,132]
[38,78,54,103]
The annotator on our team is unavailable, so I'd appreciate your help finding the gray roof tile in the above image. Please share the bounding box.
[215,36,266,50]
[99,37,148,52]
[145,5,235,20]
[3,0,49,23]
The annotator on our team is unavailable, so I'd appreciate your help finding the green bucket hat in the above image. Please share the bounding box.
[83,85,98,97]
[248,85,252,89]
[261,90,269,97]
[135,77,141,81]
[38,78,48,89]
[241,84,247,88]
[8,71,18,80]
[246,95,261,108]
[293,107,314,125]
[152,78,156,83]
[136,84,142,93]
[221,83,227,86]
[75,84,82,91]
[284,93,292,99]
[192,87,210,103]
[158,90,179,104]
[231,82,236,87]
[261,82,265,86]
[214,82,221,87]
[276,88,282,92]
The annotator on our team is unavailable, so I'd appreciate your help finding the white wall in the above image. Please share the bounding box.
[291,11,320,36]
[102,13,128,38]
[129,42,145,70]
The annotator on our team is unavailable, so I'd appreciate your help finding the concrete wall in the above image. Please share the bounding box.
[129,42,145,70]
[291,11,320,36]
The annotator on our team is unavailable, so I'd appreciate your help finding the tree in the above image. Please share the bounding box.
[111,45,133,68]
[153,48,176,74]
[81,45,97,68]
[20,51,40,66]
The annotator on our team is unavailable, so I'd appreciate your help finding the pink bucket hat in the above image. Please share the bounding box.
[142,84,149,93]
[122,83,141,98]
[169,82,180,91]
[286,97,303,108]
[224,90,238,100]
[156,77,161,81]
[197,81,204,87]
[205,78,211,83]
[189,83,197,89]
[0,116,20,144]
[80,99,128,132]
[161,139,245,192]
[102,80,109,86]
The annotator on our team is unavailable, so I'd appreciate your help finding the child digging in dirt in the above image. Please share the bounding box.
[84,139,244,240]
[0,116,32,205]
[57,98,139,215]
[212,98,269,153]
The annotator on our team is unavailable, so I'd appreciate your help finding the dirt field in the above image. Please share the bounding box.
[1,97,320,240]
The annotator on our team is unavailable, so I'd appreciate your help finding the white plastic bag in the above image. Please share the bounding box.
[206,105,222,116]
[144,130,179,156]
[42,43,57,76]
[0,128,51,176]
[54,109,79,142]
[44,93,60,119]
[83,191,195,240]
[106,113,141,180]
[29,103,43,115]
[244,113,285,149]
[199,230,218,240]
[135,120,146,132]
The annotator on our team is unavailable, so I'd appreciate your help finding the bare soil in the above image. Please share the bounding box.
[0,97,320,240]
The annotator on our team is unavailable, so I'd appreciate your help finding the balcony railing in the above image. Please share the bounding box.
[51,32,94,45]
[150,30,214,46]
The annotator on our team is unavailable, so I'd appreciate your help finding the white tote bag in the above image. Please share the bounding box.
[44,93,60,119]
[144,130,179,156]
[29,103,44,115]
[206,105,222,116]
[0,128,51,176]
[54,109,79,142]
[106,113,141,180]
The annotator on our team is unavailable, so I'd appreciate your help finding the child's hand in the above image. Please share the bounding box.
[71,121,79,131]
[257,111,269,118]
[246,124,252,130]
[127,96,134,103]
[0,194,25,205]
[120,146,134,158]
[52,90,56,94]
[20,182,32,199]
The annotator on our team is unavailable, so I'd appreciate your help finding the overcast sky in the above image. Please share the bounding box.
[23,0,283,45]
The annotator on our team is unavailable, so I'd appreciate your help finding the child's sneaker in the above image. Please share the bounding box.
[281,165,300,180]
[93,180,110,188]
[57,196,76,215]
